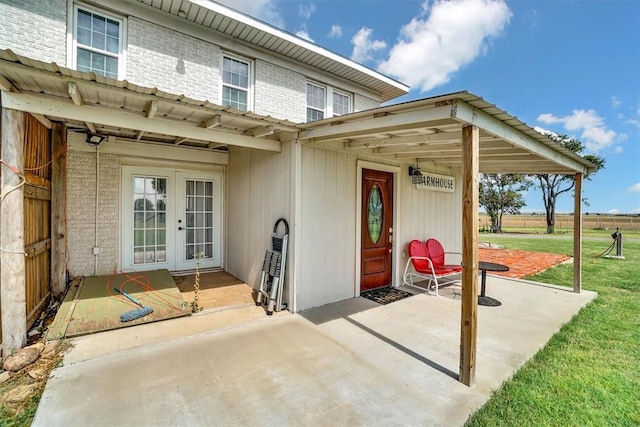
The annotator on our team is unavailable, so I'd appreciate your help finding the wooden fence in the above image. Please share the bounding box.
[0,114,52,344]
[480,214,640,231]
[23,113,52,329]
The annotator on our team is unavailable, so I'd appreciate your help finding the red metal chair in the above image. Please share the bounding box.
[402,240,461,296]
[425,238,463,273]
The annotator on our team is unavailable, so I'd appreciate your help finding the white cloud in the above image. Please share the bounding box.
[295,30,314,42]
[614,146,623,154]
[291,2,316,43]
[537,109,617,152]
[216,0,284,29]
[627,118,640,129]
[611,96,622,108]
[533,126,557,138]
[298,2,316,20]
[351,27,387,63]
[629,183,640,193]
[378,0,512,92]
[607,209,621,214]
[328,24,343,39]
[523,9,539,30]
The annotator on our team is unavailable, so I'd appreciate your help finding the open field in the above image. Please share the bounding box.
[480,213,640,233]
[466,235,639,426]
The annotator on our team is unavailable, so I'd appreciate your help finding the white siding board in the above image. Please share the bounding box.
[226,144,293,304]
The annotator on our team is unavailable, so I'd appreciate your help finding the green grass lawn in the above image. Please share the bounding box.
[466,235,640,426]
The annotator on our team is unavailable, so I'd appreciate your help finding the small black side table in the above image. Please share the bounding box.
[478,261,509,307]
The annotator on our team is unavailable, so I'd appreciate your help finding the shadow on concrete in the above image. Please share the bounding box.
[344,317,459,380]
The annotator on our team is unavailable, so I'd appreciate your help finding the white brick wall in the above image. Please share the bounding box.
[66,149,120,277]
[254,59,307,123]
[127,17,220,102]
[0,0,67,64]
[354,93,381,113]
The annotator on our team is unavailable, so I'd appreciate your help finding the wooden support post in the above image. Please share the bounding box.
[51,122,67,297]
[573,173,583,293]
[1,106,27,354]
[460,125,479,387]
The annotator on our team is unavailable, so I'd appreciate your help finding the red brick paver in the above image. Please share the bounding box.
[478,248,571,279]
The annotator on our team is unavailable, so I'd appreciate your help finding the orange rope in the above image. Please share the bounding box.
[106,270,185,312]
[23,143,67,172]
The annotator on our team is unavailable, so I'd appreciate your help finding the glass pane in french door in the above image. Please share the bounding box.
[184,179,214,261]
[132,176,167,265]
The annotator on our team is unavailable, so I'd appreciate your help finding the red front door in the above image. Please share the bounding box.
[360,169,393,291]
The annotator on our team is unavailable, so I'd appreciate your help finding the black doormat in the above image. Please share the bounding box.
[361,287,414,305]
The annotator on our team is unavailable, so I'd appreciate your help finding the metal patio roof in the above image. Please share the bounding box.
[0,49,297,152]
[298,92,597,175]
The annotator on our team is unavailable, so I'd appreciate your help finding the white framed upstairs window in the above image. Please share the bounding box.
[221,54,252,111]
[306,82,351,122]
[306,82,326,122]
[70,4,126,79]
[332,90,351,117]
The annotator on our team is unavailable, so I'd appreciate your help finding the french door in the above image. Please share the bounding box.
[122,166,222,271]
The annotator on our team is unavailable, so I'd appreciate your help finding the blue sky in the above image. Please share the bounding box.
[218,0,640,214]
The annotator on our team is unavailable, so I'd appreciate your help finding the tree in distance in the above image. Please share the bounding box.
[479,173,530,233]
[529,133,605,234]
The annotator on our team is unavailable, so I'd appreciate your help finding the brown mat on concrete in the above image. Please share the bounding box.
[173,271,256,310]
[48,270,190,339]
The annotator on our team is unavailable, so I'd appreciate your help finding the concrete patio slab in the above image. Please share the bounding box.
[33,277,596,427]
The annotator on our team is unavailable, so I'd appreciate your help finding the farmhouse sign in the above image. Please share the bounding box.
[415,171,455,193]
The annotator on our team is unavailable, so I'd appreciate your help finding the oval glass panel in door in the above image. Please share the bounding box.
[367,184,383,243]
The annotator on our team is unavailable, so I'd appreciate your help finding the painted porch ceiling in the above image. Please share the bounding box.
[134,0,408,102]
[0,50,595,175]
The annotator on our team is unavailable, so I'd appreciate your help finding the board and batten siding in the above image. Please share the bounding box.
[226,144,293,302]
[297,145,358,311]
[295,144,462,311]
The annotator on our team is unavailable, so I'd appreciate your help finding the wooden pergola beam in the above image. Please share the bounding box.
[460,124,479,387]
[202,114,222,129]
[1,107,27,355]
[51,123,67,296]
[136,100,158,140]
[298,105,455,142]
[68,82,98,135]
[2,91,281,152]
[573,173,583,293]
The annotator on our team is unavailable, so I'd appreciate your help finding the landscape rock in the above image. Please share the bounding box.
[2,344,43,372]
[41,341,59,359]
[1,384,38,404]
[0,370,13,384]
[27,367,47,380]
